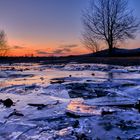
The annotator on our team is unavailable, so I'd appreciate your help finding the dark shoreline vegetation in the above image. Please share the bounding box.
[2,48,140,66]
[1,56,140,66]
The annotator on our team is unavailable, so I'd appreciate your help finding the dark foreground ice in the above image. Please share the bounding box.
[0,63,140,140]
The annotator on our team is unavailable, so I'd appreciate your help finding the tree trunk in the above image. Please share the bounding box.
[109,47,112,56]
[107,41,113,56]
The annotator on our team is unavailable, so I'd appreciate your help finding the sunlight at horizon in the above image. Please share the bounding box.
[0,0,140,56]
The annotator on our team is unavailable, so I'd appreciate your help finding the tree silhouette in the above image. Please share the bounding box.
[82,0,140,55]
[82,32,99,53]
[0,31,9,57]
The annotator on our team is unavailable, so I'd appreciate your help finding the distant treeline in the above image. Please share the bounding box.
[1,55,140,66]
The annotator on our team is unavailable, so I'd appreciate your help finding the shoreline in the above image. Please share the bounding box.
[1,56,140,66]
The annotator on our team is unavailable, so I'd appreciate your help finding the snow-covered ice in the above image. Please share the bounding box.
[0,63,140,140]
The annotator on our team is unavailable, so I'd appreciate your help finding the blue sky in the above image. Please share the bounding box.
[0,0,139,56]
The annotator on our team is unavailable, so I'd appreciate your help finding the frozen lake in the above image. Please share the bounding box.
[0,63,140,140]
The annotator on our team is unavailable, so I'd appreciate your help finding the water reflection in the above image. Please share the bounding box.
[67,100,101,116]
[1,63,140,89]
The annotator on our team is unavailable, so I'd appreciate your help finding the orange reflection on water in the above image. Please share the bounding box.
[67,100,101,116]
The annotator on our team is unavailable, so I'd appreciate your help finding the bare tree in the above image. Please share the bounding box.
[0,30,9,57]
[82,32,99,53]
[82,0,140,55]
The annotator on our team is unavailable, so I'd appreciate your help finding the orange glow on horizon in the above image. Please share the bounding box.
[9,48,89,57]
[7,37,140,57]
[7,38,89,57]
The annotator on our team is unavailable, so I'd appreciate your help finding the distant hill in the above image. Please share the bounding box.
[86,48,140,57]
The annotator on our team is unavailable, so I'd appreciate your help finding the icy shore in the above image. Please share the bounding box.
[0,63,140,140]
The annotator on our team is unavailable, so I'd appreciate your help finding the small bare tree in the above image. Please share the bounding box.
[82,32,99,53]
[82,0,140,55]
[0,31,9,57]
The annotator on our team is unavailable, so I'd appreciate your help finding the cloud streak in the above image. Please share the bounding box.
[53,48,71,54]
[36,50,50,55]
[52,44,78,54]
[36,44,78,56]
[12,46,25,49]
[59,44,78,49]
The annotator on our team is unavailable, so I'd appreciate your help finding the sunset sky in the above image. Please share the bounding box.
[0,0,140,56]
